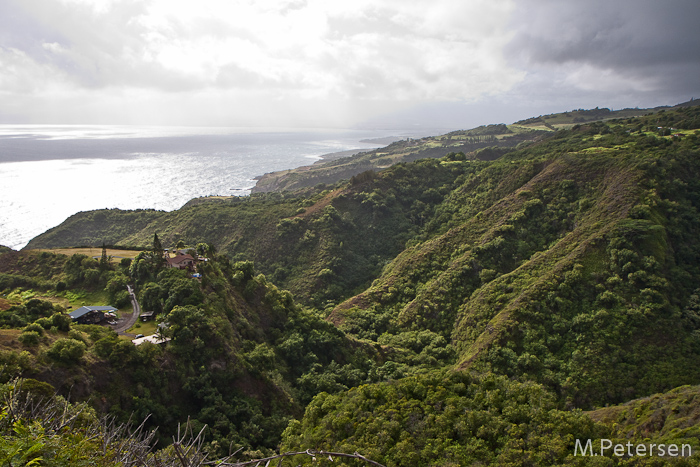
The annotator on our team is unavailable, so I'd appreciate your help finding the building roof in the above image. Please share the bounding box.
[69,305,118,319]
[132,334,171,346]
[167,254,195,266]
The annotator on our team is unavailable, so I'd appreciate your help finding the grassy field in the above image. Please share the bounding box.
[127,319,157,336]
[3,287,132,316]
[31,248,143,263]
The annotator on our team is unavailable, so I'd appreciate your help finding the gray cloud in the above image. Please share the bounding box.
[507,0,700,96]
[1,0,697,128]
[0,2,68,51]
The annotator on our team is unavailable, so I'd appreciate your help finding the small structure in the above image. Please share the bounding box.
[132,334,171,346]
[140,311,155,322]
[166,253,196,270]
[69,306,118,324]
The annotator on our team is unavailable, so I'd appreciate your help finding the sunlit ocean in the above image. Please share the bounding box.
[0,125,406,250]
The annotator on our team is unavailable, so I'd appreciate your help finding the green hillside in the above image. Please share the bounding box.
[27,157,494,308]
[250,100,699,195]
[250,123,547,193]
[281,375,700,466]
[28,208,165,250]
[0,247,388,459]
[6,104,700,465]
[329,112,700,408]
[589,384,700,450]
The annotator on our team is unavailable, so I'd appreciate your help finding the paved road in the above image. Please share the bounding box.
[112,284,141,335]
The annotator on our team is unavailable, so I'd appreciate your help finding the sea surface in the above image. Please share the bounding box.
[0,125,420,250]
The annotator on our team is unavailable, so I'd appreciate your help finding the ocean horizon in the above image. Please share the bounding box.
[0,125,432,250]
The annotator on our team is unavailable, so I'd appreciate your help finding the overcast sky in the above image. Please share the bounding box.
[1,0,698,129]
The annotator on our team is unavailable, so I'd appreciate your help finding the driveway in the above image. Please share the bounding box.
[111,284,141,335]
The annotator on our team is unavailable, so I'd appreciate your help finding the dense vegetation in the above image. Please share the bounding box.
[329,113,700,409]
[29,209,164,250]
[251,101,692,194]
[282,373,700,466]
[250,123,545,193]
[0,246,384,458]
[5,103,700,464]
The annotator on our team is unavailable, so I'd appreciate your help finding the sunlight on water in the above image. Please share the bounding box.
[0,124,307,140]
[0,126,402,249]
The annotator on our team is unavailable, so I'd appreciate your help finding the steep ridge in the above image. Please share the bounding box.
[329,110,700,407]
[251,101,699,195]
[250,123,543,193]
[27,158,478,307]
[11,104,700,465]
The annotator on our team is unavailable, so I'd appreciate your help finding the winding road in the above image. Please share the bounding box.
[112,284,141,335]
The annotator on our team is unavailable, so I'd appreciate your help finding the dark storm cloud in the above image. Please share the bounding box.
[3,0,695,127]
[507,0,700,95]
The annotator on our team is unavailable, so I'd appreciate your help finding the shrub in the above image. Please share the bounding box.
[120,257,132,270]
[479,269,498,283]
[18,331,41,347]
[93,337,117,359]
[51,313,72,332]
[46,338,86,364]
[68,330,88,344]
[108,340,138,367]
[112,289,131,308]
[23,323,44,336]
[34,317,52,329]
[19,378,55,400]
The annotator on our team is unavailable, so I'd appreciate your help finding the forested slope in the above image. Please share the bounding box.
[0,247,390,459]
[250,101,696,195]
[250,123,545,193]
[330,112,700,408]
[10,104,700,465]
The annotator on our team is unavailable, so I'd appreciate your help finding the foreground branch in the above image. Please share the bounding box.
[2,378,384,467]
[218,449,386,467]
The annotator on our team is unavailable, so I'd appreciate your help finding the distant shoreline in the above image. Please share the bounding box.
[311,135,408,164]
[314,148,368,163]
[1,127,400,249]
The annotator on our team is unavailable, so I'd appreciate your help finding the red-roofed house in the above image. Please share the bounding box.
[166,253,195,270]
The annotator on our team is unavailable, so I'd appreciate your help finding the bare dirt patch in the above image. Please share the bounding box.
[292,188,347,219]
[0,329,22,349]
[32,248,143,262]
